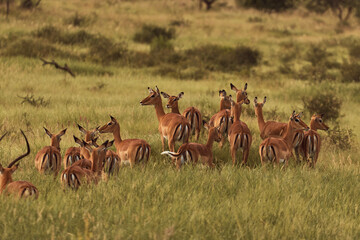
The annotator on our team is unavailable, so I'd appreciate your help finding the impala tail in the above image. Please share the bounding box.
[161,147,191,164]
[20,185,39,199]
[134,143,151,164]
[233,133,250,149]
[103,150,120,175]
[174,123,190,142]
[260,139,276,163]
[40,148,61,173]
[304,132,319,158]
[61,167,82,190]
[219,114,232,135]
[184,108,201,133]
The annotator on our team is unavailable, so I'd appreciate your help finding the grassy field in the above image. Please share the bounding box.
[0,1,359,239]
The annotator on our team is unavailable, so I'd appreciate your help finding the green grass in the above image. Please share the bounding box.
[0,1,359,239]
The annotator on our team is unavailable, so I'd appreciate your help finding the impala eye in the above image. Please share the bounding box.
[295,119,300,122]
[319,119,323,123]
[107,122,112,126]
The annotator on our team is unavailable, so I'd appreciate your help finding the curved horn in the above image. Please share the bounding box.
[0,132,7,143]
[8,130,30,168]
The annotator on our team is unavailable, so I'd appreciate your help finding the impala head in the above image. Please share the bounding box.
[230,83,250,104]
[311,113,329,131]
[0,130,30,185]
[91,140,114,168]
[230,97,246,121]
[161,91,184,109]
[44,127,67,150]
[203,121,222,142]
[289,111,309,131]
[140,86,162,106]
[99,115,119,134]
[77,124,99,143]
[74,136,93,158]
[219,89,232,110]
[254,96,267,116]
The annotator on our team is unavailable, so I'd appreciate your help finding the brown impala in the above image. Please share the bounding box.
[140,86,190,152]
[161,121,221,169]
[161,91,203,141]
[35,127,66,175]
[259,111,309,166]
[0,130,39,198]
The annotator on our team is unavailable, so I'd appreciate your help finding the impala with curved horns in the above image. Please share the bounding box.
[259,111,309,166]
[298,114,329,167]
[0,130,39,198]
[161,121,221,169]
[63,124,98,168]
[161,91,203,141]
[35,128,66,175]
[140,86,190,152]
[61,140,112,189]
[99,116,149,168]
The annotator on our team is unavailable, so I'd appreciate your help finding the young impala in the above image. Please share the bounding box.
[161,121,221,169]
[35,127,66,175]
[230,82,251,104]
[161,91,203,141]
[1,130,39,199]
[61,140,112,189]
[63,124,99,168]
[259,111,309,166]
[228,98,252,166]
[99,116,150,168]
[140,86,190,152]
[298,114,329,167]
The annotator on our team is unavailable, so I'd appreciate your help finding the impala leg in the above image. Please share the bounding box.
[219,136,225,149]
[242,148,249,166]
[195,128,200,141]
[231,146,237,166]
[161,135,165,152]
[294,146,301,163]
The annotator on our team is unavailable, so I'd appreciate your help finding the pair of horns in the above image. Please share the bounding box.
[1,130,31,168]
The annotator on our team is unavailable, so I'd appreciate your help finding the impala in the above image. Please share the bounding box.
[161,121,221,169]
[230,82,251,104]
[161,91,203,141]
[259,111,309,166]
[35,128,66,175]
[208,90,233,148]
[298,114,329,167]
[1,130,39,198]
[140,86,190,152]
[63,124,99,168]
[61,140,112,189]
[228,98,252,165]
[99,116,150,168]
[91,135,120,175]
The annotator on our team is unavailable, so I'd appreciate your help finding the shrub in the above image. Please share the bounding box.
[340,61,360,82]
[88,37,128,64]
[153,65,208,80]
[348,44,360,59]
[184,44,261,72]
[305,45,331,67]
[302,92,342,121]
[64,12,95,27]
[150,37,174,54]
[18,94,50,107]
[235,0,297,12]
[20,0,41,9]
[133,24,176,44]
[2,38,67,58]
[326,124,355,150]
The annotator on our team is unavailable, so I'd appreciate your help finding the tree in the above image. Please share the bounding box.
[235,0,297,13]
[199,0,217,10]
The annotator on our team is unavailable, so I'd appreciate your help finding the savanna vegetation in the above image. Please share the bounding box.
[0,0,359,239]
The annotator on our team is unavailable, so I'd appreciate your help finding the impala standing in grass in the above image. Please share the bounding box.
[161,91,203,141]
[140,86,190,152]
[35,128,66,175]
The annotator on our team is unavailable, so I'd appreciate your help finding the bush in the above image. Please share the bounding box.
[184,44,261,72]
[326,124,355,150]
[302,92,342,121]
[2,38,68,58]
[20,0,41,9]
[150,37,174,54]
[235,0,297,12]
[88,37,128,64]
[64,12,96,27]
[153,65,208,80]
[340,61,360,82]
[305,45,331,67]
[133,24,176,44]
[348,44,360,59]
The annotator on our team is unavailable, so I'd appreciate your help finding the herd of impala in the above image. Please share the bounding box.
[0,83,330,198]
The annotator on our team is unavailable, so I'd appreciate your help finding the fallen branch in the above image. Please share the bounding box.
[40,58,76,78]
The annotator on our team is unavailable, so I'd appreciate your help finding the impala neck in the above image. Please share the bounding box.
[50,139,60,151]
[80,147,91,160]
[220,99,227,111]
[232,105,242,123]
[112,123,123,144]
[0,175,12,193]
[255,107,266,133]
[310,119,317,131]
[206,130,216,150]
[282,121,296,148]
[90,152,102,174]
[171,103,180,114]
[154,100,166,121]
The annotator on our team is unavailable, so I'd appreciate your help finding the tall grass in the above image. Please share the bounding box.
[0,0,359,239]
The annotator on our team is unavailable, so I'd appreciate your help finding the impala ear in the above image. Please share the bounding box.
[83,140,93,152]
[203,120,210,130]
[44,127,52,138]
[91,138,99,148]
[178,92,184,99]
[298,112,303,118]
[147,87,152,93]
[155,86,160,94]
[320,113,325,118]
[160,92,170,98]
[253,96,258,106]
[10,164,19,173]
[263,96,267,105]
[110,115,117,122]
[77,124,87,134]
[106,140,114,148]
[230,83,238,92]
[58,128,67,138]
[244,83,248,91]
[74,136,83,146]
[0,164,4,174]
